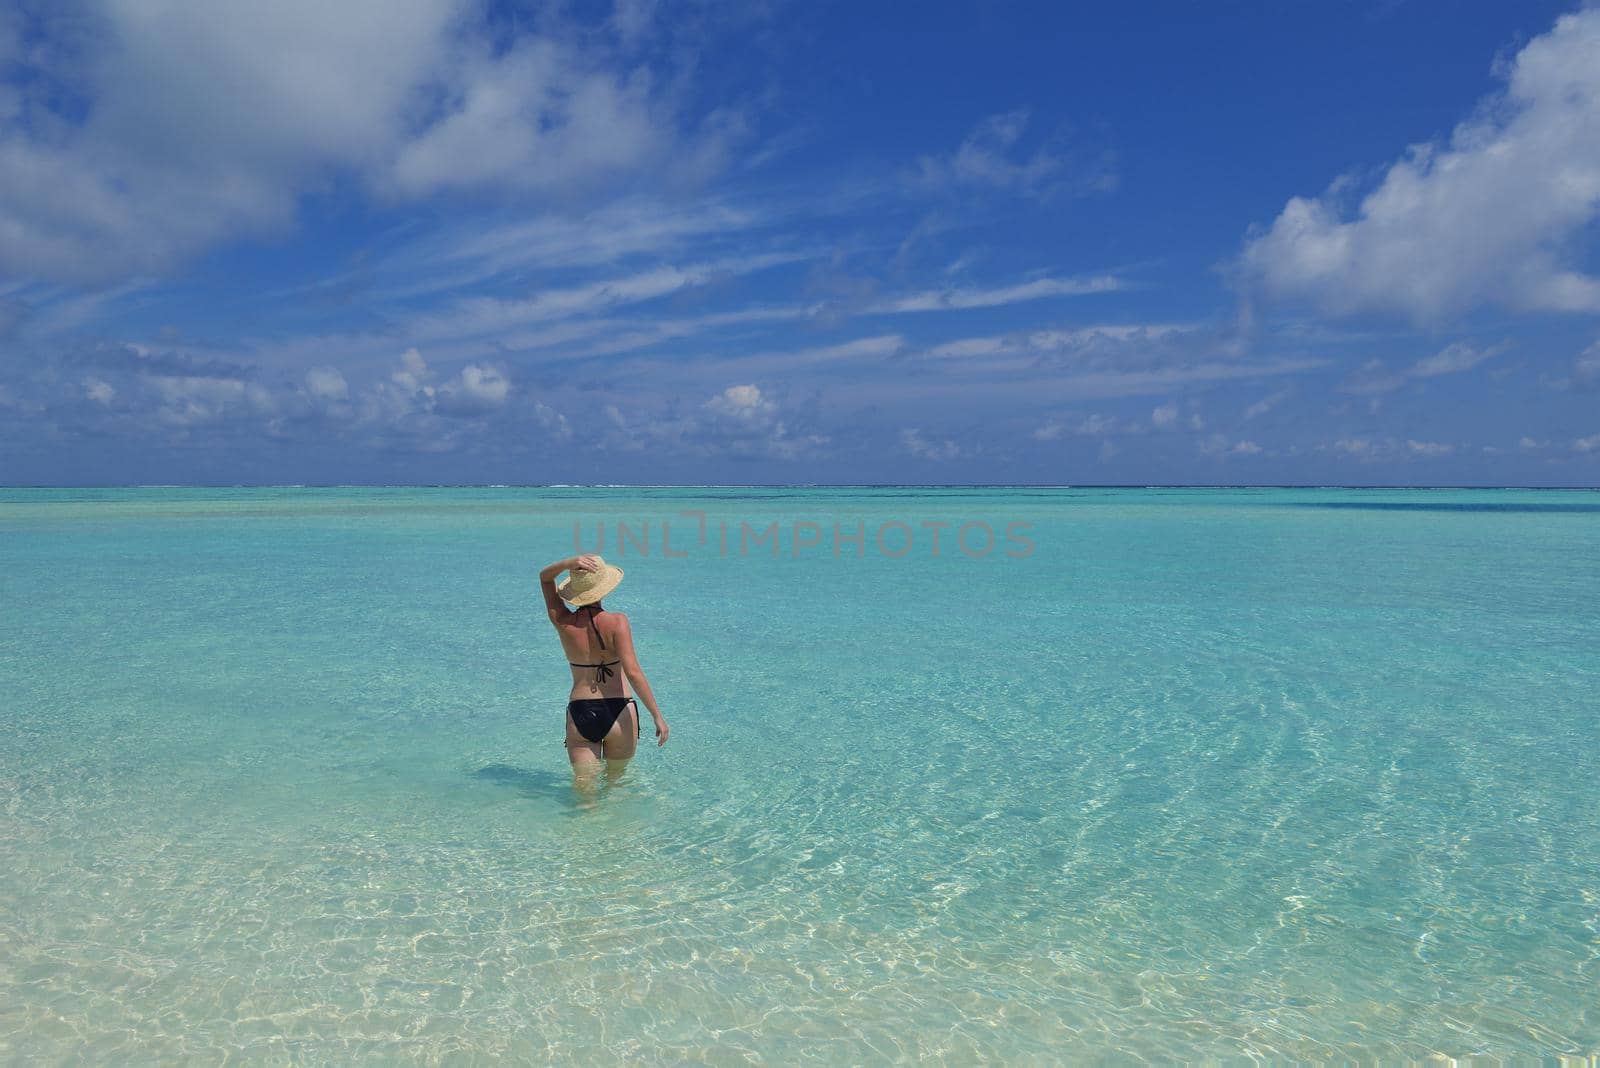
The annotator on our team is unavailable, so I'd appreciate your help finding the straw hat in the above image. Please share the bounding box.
[556,557,624,606]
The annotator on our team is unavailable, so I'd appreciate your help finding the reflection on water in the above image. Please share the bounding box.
[3,487,1598,1061]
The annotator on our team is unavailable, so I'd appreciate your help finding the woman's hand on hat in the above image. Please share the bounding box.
[573,554,602,573]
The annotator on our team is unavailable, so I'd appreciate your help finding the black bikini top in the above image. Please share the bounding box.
[568,605,619,685]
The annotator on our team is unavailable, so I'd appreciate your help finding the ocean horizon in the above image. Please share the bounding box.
[6,482,1600,490]
[4,485,1598,1061]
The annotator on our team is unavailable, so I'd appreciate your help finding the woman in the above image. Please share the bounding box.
[538,554,669,774]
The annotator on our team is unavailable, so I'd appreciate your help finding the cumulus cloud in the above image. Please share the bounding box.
[1242,9,1600,321]
[705,384,776,424]
[532,400,572,440]
[1574,432,1600,453]
[1331,437,1380,459]
[0,1,738,285]
[900,428,961,461]
[693,384,827,459]
[83,377,115,405]
[433,363,510,416]
[1326,436,1455,461]
[1200,434,1264,457]
[150,375,275,428]
[363,347,512,423]
[1150,401,1178,428]
[1033,413,1117,441]
[304,367,349,402]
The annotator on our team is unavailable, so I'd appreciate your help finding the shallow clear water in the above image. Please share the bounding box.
[2,487,1598,1063]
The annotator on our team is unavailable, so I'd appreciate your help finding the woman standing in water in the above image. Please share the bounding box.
[539,555,669,777]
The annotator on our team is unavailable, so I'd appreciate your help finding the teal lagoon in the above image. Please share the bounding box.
[2,487,1598,1061]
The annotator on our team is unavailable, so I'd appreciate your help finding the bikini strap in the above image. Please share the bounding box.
[582,606,614,685]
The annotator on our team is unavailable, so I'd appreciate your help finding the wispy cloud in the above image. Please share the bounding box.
[1242,388,1291,420]
[377,200,769,300]
[1339,341,1509,395]
[407,253,804,342]
[874,275,1122,314]
[1324,436,1457,461]
[1408,341,1509,378]
[916,110,1116,200]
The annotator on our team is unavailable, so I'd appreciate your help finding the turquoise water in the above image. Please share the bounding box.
[3,486,1598,1062]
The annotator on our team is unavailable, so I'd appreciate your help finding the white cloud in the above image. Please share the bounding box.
[1332,437,1379,459]
[410,253,798,341]
[1325,436,1457,461]
[305,367,349,402]
[403,200,760,294]
[0,2,733,285]
[382,36,669,199]
[1338,360,1409,396]
[922,323,1189,361]
[685,335,904,378]
[691,384,826,460]
[705,384,776,424]
[1243,388,1291,420]
[883,357,1327,406]
[150,375,274,427]
[393,348,431,392]
[436,364,510,415]
[1575,432,1600,453]
[0,1,460,284]
[1033,413,1117,441]
[83,377,115,405]
[1339,341,1504,397]
[1572,339,1600,390]
[1242,9,1600,320]
[1200,434,1263,457]
[900,428,960,461]
[358,347,511,425]
[1151,401,1178,428]
[876,275,1121,314]
[1408,341,1509,378]
[920,111,1058,191]
[533,401,572,440]
[916,110,1115,199]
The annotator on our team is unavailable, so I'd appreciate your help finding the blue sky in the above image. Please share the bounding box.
[2,0,1598,485]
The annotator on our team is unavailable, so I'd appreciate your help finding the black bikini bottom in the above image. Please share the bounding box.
[566,697,638,745]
